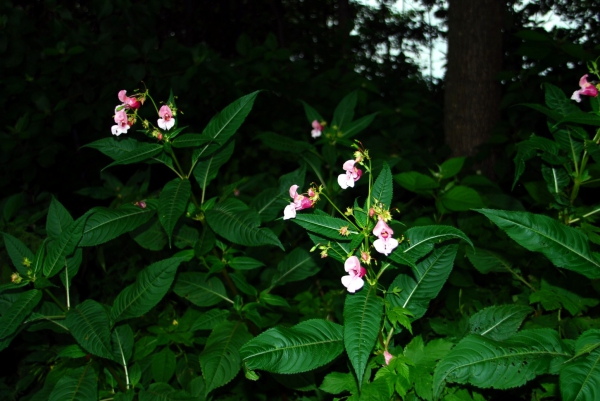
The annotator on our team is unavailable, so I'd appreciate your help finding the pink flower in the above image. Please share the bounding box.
[283,184,314,220]
[373,219,398,256]
[341,256,367,293]
[384,350,393,365]
[111,110,130,136]
[158,105,175,130]
[571,74,598,103]
[118,90,141,109]
[337,160,363,189]
[311,120,323,138]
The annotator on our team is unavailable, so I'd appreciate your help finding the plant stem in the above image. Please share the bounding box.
[504,266,536,292]
[568,206,600,224]
[44,289,67,313]
[320,192,359,230]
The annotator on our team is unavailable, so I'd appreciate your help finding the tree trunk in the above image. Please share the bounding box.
[444,0,504,165]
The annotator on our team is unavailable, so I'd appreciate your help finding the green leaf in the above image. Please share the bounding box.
[191,309,230,331]
[79,201,158,247]
[320,372,357,394]
[173,272,232,307]
[341,112,377,139]
[400,225,472,260]
[556,112,600,127]
[476,209,600,279]
[44,214,87,278]
[112,324,134,365]
[102,143,163,170]
[439,157,465,179]
[174,224,199,249]
[300,100,324,124]
[66,299,115,360]
[2,232,35,275]
[306,232,351,264]
[46,196,74,239]
[152,347,177,383]
[541,164,570,195]
[198,91,260,146]
[292,214,358,240]
[0,289,42,340]
[371,162,393,208]
[195,226,216,256]
[332,91,357,129]
[171,133,210,148]
[131,220,167,251]
[544,83,578,116]
[560,329,600,401]
[394,171,439,193]
[158,178,192,245]
[469,305,533,341]
[82,137,141,160]
[48,364,97,401]
[440,186,483,211]
[138,383,196,401]
[111,257,185,323]
[229,272,257,296]
[270,247,319,288]
[2,192,25,222]
[229,256,264,270]
[193,140,235,190]
[200,321,252,394]
[387,251,418,269]
[387,244,458,321]
[241,319,344,374]
[343,283,383,389]
[256,132,313,153]
[433,329,570,398]
[205,198,283,250]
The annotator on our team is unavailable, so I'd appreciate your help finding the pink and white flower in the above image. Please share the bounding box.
[373,219,398,256]
[341,256,367,293]
[158,105,175,130]
[337,160,363,189]
[111,110,130,136]
[571,74,598,103]
[283,184,315,220]
[384,350,393,365]
[118,90,141,110]
[311,120,323,138]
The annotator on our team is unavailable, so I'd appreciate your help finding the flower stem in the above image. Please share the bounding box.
[320,192,359,231]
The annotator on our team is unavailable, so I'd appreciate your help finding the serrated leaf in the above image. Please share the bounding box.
[112,324,134,365]
[46,196,74,239]
[560,329,600,401]
[439,157,465,179]
[320,371,357,394]
[332,91,357,129]
[174,272,231,307]
[102,143,163,170]
[469,305,533,341]
[200,321,252,394]
[66,299,115,360]
[2,232,35,275]
[300,100,323,123]
[171,133,210,148]
[48,364,97,401]
[131,219,167,251]
[293,214,357,240]
[400,225,472,260]
[0,289,42,340]
[341,112,377,139]
[44,214,87,278]
[371,162,393,208]
[205,198,283,250]
[541,164,570,195]
[240,319,344,374]
[465,247,512,274]
[387,244,458,321]
[544,83,578,116]
[270,247,319,288]
[440,186,483,211]
[82,137,142,160]
[556,112,600,127]
[111,257,185,323]
[394,171,439,193]
[158,178,192,245]
[79,201,158,247]
[191,309,230,331]
[433,329,570,398]
[343,283,383,389]
[195,226,215,256]
[476,209,600,279]
[229,256,264,270]
[152,347,176,383]
[193,140,235,190]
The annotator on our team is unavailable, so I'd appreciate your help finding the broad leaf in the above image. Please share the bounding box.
[191,309,230,331]
[371,162,393,208]
[111,257,185,323]
[300,100,323,124]
[205,198,283,250]
[102,143,163,170]
[292,214,358,240]
[270,247,319,288]
[229,256,264,271]
[394,171,439,193]
[465,247,512,274]
[48,364,97,401]
[193,140,235,190]
[433,329,570,398]
[2,232,35,275]
[152,347,176,383]
[131,219,167,251]
[440,186,483,211]
[343,283,383,389]
[83,137,141,160]
[240,319,344,374]
[158,178,192,245]
[332,91,357,129]
[46,196,74,239]
[44,214,87,278]
[0,289,42,340]
[476,209,600,279]
[200,321,252,394]
[556,112,600,127]
[79,200,158,247]
[66,299,115,360]
[112,324,134,365]
[387,244,458,321]
[171,133,210,148]
[469,304,533,341]
[560,329,600,401]
[173,272,231,307]
[399,225,472,260]
[341,112,377,139]
[439,157,465,179]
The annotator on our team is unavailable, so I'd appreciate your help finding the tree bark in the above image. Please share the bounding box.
[444,0,504,164]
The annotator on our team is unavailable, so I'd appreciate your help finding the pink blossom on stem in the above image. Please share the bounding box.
[341,256,367,293]
[337,160,363,189]
[311,120,323,138]
[571,74,598,103]
[373,219,398,256]
[118,90,141,109]
[158,105,175,130]
[111,110,130,136]
[283,184,314,220]
[384,350,393,365]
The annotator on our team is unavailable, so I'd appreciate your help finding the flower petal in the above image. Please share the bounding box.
[283,203,297,220]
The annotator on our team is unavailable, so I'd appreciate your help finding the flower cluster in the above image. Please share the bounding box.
[341,256,367,293]
[283,185,319,220]
[571,74,599,103]
[111,90,143,136]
